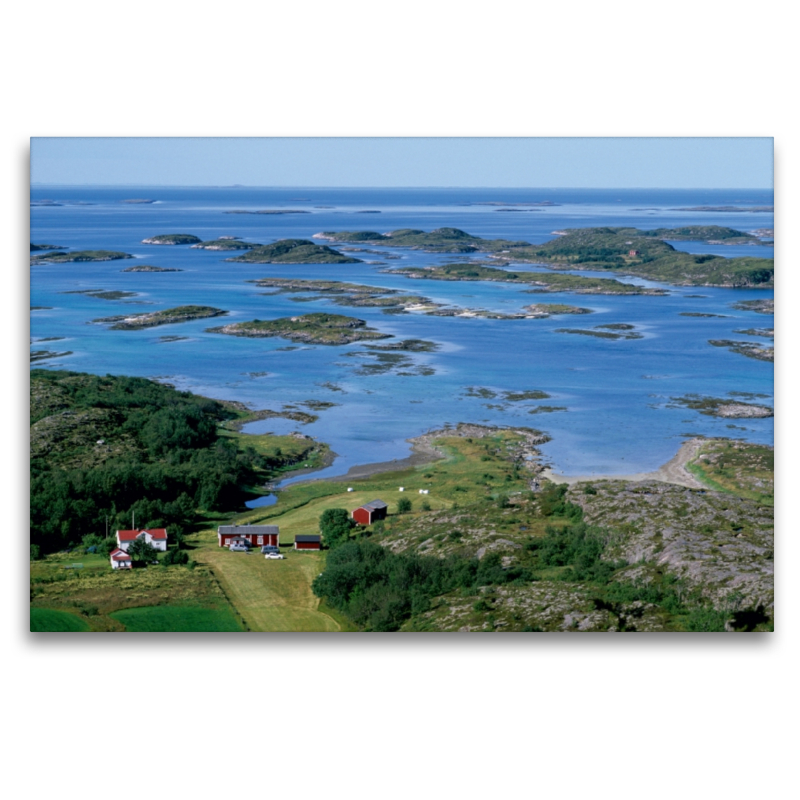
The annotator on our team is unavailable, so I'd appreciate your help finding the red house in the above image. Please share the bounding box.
[218,525,279,548]
[628,249,640,257]
[295,535,321,551]
[352,499,388,526]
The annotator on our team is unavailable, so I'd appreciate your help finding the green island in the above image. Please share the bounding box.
[142,234,202,245]
[190,239,259,250]
[227,239,361,264]
[734,327,773,338]
[391,262,665,295]
[121,265,183,272]
[506,227,773,288]
[315,227,529,253]
[556,325,643,340]
[92,305,227,330]
[669,394,773,418]
[224,209,311,215]
[680,312,727,318]
[708,339,774,362]
[31,250,135,264]
[121,198,156,204]
[30,374,773,632]
[31,350,72,362]
[62,289,138,301]
[30,243,63,251]
[732,298,773,315]
[524,303,594,317]
[207,312,392,345]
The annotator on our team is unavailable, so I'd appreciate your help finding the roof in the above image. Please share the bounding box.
[363,500,387,511]
[295,535,321,543]
[116,528,168,541]
[218,525,280,535]
[110,548,131,561]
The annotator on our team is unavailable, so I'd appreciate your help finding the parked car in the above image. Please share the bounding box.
[265,552,285,560]
[230,543,249,552]
[261,545,280,554]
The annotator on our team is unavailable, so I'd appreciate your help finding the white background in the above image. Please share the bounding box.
[4,3,795,799]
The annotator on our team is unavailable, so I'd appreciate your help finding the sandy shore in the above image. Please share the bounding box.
[541,438,706,489]
[286,439,445,486]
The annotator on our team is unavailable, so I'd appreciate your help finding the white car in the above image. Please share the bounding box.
[265,552,285,560]
[230,543,249,552]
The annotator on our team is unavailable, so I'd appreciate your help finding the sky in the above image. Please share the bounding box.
[30,137,773,188]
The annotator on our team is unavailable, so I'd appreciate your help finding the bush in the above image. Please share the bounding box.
[163,547,189,565]
[397,498,412,514]
[319,508,355,549]
[30,544,41,561]
[421,500,431,512]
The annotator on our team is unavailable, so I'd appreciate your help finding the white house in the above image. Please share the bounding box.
[109,548,132,569]
[115,528,168,552]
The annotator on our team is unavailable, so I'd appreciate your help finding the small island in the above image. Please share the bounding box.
[30,243,63,251]
[227,239,361,264]
[92,305,227,330]
[61,289,138,300]
[708,339,774,362]
[208,312,391,345]
[31,349,73,362]
[732,299,773,315]
[671,395,773,418]
[523,303,594,317]
[121,199,156,204]
[190,239,260,250]
[556,324,643,340]
[31,250,134,264]
[224,209,311,215]
[142,234,202,245]
[121,265,183,272]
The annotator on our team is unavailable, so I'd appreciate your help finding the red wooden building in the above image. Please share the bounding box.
[217,525,279,548]
[352,499,388,526]
[294,535,321,551]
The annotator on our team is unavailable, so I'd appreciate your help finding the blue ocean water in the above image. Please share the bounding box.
[30,187,774,481]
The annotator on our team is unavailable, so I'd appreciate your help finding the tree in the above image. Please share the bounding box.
[397,498,412,514]
[126,538,159,563]
[319,508,355,549]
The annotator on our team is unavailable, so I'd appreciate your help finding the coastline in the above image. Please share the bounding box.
[541,438,706,489]
[285,438,445,486]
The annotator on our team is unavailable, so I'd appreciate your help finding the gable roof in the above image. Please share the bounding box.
[218,525,279,535]
[363,500,387,511]
[116,528,168,541]
[295,535,321,543]
[110,548,131,561]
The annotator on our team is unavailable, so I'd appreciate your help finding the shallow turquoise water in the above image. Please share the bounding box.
[30,187,774,480]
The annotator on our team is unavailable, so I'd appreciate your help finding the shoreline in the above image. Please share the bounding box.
[283,439,445,487]
[541,438,706,489]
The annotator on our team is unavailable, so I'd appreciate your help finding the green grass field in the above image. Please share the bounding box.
[110,605,244,632]
[30,608,91,632]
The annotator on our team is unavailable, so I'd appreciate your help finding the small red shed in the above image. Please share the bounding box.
[352,499,388,526]
[628,249,640,257]
[294,535,321,551]
[218,525,279,548]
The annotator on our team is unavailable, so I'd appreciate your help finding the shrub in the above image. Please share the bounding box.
[30,544,41,561]
[397,498,412,514]
[421,500,431,512]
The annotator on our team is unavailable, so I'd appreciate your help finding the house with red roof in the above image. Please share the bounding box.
[115,528,168,552]
[109,548,132,570]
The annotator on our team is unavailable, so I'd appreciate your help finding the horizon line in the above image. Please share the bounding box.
[30,184,775,190]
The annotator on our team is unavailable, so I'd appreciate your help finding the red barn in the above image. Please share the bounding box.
[218,525,279,548]
[352,499,388,526]
[294,535,321,551]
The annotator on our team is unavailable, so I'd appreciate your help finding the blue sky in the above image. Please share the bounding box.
[31,137,773,188]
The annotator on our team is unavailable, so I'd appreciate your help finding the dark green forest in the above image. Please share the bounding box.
[30,370,271,554]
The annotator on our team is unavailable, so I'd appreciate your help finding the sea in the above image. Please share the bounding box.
[30,186,774,495]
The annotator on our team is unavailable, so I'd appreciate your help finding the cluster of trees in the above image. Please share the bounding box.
[30,371,270,554]
[312,540,530,631]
